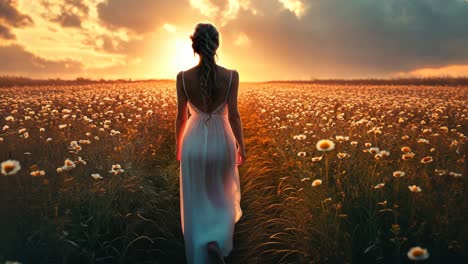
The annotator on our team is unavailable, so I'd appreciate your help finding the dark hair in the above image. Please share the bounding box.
[190,23,219,124]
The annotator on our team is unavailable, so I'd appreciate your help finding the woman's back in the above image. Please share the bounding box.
[181,65,236,114]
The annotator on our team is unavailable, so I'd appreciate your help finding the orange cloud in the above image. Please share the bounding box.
[395,64,468,78]
[189,0,258,26]
[277,0,308,18]
[234,32,250,46]
[162,23,176,33]
[189,0,219,18]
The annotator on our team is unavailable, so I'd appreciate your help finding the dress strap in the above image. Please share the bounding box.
[181,71,190,101]
[225,70,233,102]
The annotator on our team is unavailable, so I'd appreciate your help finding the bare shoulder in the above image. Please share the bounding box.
[230,69,239,87]
[215,65,235,78]
[184,65,237,80]
[220,66,239,82]
[232,69,239,80]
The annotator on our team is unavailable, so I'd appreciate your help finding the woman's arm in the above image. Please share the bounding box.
[227,70,245,152]
[175,71,188,161]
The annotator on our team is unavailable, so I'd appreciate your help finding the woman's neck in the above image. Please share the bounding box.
[198,57,216,66]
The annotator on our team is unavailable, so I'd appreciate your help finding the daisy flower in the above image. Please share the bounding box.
[316,139,335,151]
[392,171,405,178]
[91,173,103,180]
[408,185,422,192]
[407,246,429,261]
[1,160,21,176]
[311,179,322,187]
[373,183,385,189]
[420,156,433,164]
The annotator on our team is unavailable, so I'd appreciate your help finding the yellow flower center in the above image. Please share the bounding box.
[320,142,330,149]
[412,249,424,257]
[4,164,15,172]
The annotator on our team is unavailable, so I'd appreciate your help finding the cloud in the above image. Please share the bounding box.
[53,12,82,27]
[0,0,33,39]
[234,32,250,46]
[190,0,220,17]
[3,0,468,80]
[221,0,468,79]
[96,0,261,33]
[40,0,89,28]
[277,0,308,18]
[0,22,14,39]
[97,0,200,34]
[190,0,266,26]
[0,44,84,78]
[10,0,135,71]
[162,23,176,33]
[0,0,33,26]
[82,33,129,54]
[396,64,468,78]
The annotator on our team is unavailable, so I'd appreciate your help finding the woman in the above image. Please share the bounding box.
[175,23,246,264]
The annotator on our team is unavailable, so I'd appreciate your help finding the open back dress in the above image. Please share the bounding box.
[179,69,243,263]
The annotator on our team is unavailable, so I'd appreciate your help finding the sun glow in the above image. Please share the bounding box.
[151,27,232,79]
[172,37,200,71]
[154,34,200,79]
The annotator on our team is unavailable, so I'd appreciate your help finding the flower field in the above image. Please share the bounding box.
[0,82,466,264]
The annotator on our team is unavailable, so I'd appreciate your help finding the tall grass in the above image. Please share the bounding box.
[0,82,466,264]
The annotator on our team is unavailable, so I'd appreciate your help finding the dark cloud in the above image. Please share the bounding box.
[97,0,202,33]
[223,0,468,78]
[65,0,88,13]
[0,23,14,39]
[81,34,124,54]
[0,0,33,39]
[0,44,84,78]
[0,0,33,26]
[40,0,89,28]
[100,35,123,53]
[52,12,82,27]
[79,31,149,57]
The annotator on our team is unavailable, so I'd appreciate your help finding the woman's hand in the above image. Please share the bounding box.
[236,147,246,166]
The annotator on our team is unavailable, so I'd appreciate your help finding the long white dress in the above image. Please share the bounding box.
[179,70,243,264]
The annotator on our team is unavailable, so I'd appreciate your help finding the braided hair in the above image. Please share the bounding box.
[190,23,219,124]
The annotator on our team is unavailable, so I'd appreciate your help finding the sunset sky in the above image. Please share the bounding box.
[1,0,468,81]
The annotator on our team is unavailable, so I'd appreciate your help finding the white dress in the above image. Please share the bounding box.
[179,70,243,264]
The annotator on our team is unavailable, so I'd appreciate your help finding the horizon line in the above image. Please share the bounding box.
[1,75,468,83]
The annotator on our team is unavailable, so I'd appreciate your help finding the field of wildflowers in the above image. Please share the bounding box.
[0,82,466,263]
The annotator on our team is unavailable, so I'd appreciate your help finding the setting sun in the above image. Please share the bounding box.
[171,37,200,73]
[156,27,231,79]
[153,34,199,79]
